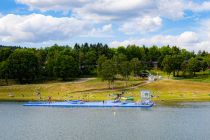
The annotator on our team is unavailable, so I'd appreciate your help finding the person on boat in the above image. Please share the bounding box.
[48,96,52,103]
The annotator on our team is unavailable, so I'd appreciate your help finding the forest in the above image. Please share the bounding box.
[0,43,209,85]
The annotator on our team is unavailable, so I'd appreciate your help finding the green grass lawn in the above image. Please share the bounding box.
[142,79,210,102]
[150,69,210,83]
[0,78,145,101]
[172,70,210,83]
[173,75,210,83]
[1,76,210,102]
[149,69,169,78]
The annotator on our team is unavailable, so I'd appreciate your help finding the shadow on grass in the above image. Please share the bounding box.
[172,74,210,83]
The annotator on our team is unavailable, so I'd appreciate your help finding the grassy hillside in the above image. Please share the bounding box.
[0,78,144,101]
[141,79,210,102]
[150,69,210,82]
[173,74,210,83]
[0,77,210,102]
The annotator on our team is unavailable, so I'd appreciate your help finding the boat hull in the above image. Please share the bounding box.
[23,101,154,108]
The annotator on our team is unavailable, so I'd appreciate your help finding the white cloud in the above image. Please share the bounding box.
[88,24,113,37]
[73,0,154,20]
[187,1,210,12]
[0,14,90,42]
[16,0,89,12]
[14,0,186,39]
[9,0,210,52]
[119,16,162,34]
[15,0,210,21]
[157,0,184,19]
[110,31,210,52]
[16,0,185,20]
[178,31,199,44]
[110,17,210,52]
[200,19,210,39]
[73,0,185,21]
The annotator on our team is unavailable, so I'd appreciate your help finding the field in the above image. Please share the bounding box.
[0,78,144,101]
[142,79,210,102]
[1,76,210,102]
[173,74,210,83]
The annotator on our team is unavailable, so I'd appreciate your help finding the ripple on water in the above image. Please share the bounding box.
[0,102,210,140]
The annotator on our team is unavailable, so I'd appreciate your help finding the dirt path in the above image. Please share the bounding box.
[46,78,96,85]
[66,78,96,83]
[72,80,153,94]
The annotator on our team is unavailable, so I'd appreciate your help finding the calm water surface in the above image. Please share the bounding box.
[0,102,210,140]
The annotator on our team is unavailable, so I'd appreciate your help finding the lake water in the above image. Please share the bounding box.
[1,102,210,140]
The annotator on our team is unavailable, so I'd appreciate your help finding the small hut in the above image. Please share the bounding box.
[140,90,151,102]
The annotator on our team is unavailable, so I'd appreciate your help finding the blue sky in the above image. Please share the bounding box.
[0,0,210,51]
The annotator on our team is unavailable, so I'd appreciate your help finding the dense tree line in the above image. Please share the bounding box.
[0,44,209,85]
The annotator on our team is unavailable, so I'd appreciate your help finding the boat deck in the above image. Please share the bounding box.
[23,101,154,108]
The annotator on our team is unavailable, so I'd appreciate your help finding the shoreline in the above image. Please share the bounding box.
[1,98,210,103]
[1,79,210,104]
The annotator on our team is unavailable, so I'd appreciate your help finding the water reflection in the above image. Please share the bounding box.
[0,102,210,140]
